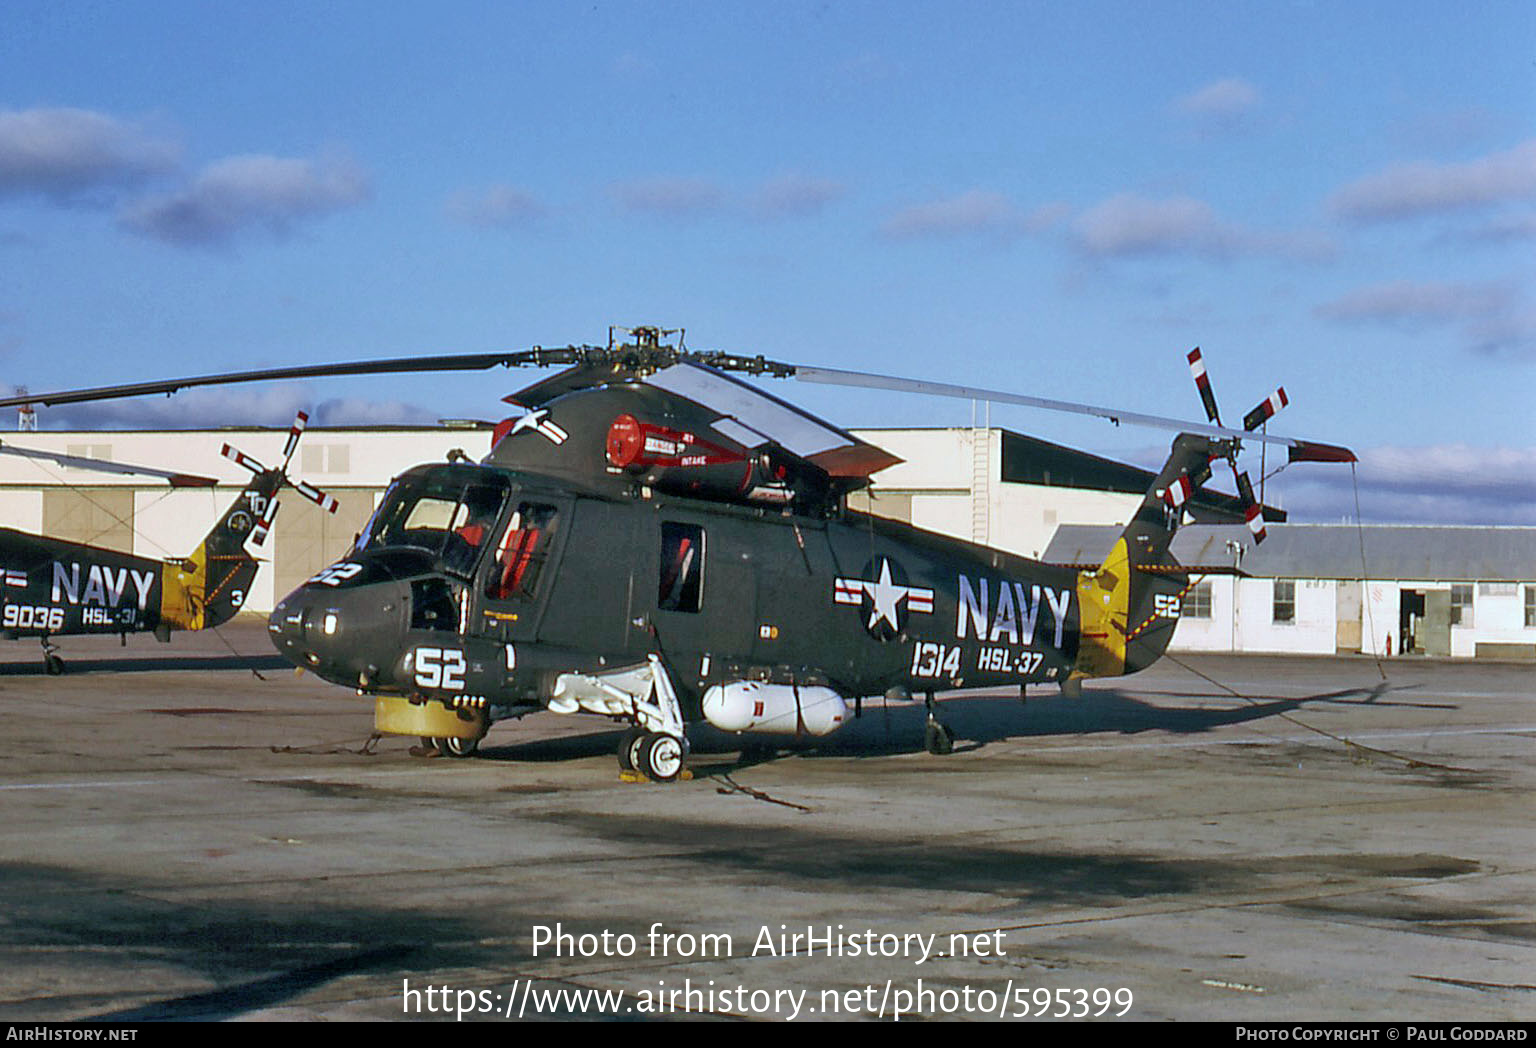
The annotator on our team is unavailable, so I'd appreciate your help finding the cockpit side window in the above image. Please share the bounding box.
[486,502,559,600]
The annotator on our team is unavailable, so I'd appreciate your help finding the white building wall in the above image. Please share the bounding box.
[1471,583,1536,651]
[910,495,973,544]
[1364,581,1399,657]
[853,428,1141,558]
[1168,577,1237,652]
[1172,577,1335,655]
[996,485,1138,559]
[0,489,43,535]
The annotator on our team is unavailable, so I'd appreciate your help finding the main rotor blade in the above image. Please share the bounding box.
[0,442,218,486]
[789,364,1355,460]
[0,348,586,410]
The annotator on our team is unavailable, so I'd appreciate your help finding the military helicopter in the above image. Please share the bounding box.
[0,414,335,673]
[0,328,1354,777]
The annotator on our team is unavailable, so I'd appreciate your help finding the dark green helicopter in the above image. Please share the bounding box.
[0,328,1354,781]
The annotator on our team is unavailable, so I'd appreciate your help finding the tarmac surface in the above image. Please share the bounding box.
[0,620,1530,1022]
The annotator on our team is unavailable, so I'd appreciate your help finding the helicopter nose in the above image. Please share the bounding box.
[269,582,408,687]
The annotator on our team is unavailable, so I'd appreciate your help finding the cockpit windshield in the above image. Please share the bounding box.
[357,473,510,577]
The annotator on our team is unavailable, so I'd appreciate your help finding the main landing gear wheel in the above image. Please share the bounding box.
[635,732,685,783]
[617,726,647,772]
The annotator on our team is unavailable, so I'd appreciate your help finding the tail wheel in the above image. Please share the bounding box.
[44,654,64,676]
[636,732,685,783]
[924,719,954,756]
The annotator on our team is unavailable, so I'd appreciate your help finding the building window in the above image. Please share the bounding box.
[1185,580,1213,619]
[1273,579,1296,624]
[1526,586,1535,628]
[1450,584,1474,627]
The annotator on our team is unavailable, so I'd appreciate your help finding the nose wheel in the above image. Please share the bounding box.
[421,734,481,758]
[419,712,488,758]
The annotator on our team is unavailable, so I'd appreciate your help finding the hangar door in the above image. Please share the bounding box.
[272,489,377,599]
[43,489,135,551]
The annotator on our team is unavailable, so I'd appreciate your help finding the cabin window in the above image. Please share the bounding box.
[1185,580,1213,619]
[1272,579,1296,624]
[658,522,705,613]
[486,502,559,600]
[1450,584,1474,627]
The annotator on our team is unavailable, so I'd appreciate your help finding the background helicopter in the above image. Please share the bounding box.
[0,329,1353,776]
[0,414,336,673]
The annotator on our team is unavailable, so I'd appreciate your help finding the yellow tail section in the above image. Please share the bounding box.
[1073,537,1130,680]
[160,544,209,631]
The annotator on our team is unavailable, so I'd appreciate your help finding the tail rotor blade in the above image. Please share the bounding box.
[251,499,280,547]
[294,478,339,514]
[282,411,308,468]
[221,444,267,475]
[1186,347,1223,426]
[1233,470,1267,544]
[1242,388,1288,431]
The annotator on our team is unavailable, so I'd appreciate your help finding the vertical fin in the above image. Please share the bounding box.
[1071,433,1218,681]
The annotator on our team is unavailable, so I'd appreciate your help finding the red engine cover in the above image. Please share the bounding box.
[605,413,645,468]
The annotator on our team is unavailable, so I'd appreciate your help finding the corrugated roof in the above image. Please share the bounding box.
[1043,523,1536,581]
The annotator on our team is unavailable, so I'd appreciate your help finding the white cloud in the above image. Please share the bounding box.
[1329,140,1536,222]
[751,174,845,218]
[609,176,724,216]
[121,152,370,247]
[1281,444,1536,524]
[1174,78,1261,133]
[1075,194,1216,255]
[1314,280,1515,326]
[880,190,1066,240]
[1072,193,1332,260]
[445,184,544,228]
[1315,279,1533,358]
[0,107,178,203]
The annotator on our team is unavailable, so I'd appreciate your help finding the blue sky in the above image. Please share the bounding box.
[1,1,1532,523]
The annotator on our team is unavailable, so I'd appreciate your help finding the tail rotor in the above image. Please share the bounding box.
[1183,348,1290,544]
[221,411,338,547]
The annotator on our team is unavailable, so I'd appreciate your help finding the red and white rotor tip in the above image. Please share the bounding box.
[1242,388,1288,431]
[295,478,339,514]
[282,411,309,464]
[1244,501,1267,543]
[1160,473,1195,509]
[221,444,268,475]
[1186,348,1222,426]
